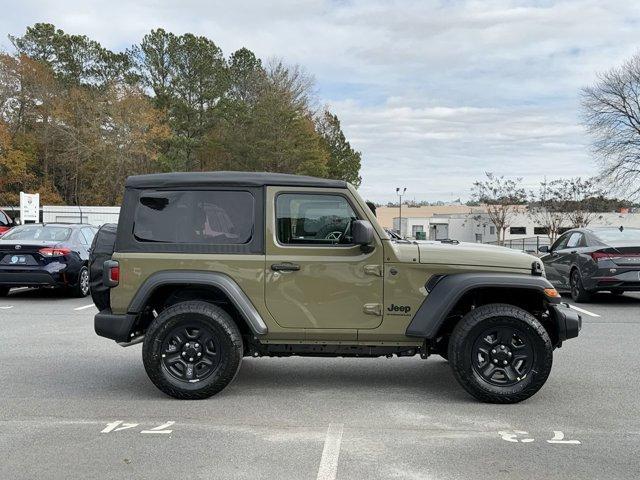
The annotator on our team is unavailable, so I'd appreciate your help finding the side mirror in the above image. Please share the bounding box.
[14,218,21,226]
[351,220,374,252]
[538,245,549,253]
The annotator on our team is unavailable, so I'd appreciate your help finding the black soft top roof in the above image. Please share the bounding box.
[125,171,348,189]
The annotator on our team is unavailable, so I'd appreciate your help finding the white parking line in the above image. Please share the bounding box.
[0,306,14,310]
[316,423,344,480]
[568,304,600,318]
[74,304,96,311]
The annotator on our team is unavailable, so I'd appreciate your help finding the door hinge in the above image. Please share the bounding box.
[363,303,382,316]
[364,264,383,277]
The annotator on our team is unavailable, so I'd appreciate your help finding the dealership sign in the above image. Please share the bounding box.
[20,192,40,223]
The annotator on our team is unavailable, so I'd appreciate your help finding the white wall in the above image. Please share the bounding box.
[42,206,120,226]
[392,211,640,244]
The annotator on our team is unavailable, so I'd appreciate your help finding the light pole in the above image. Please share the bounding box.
[396,187,406,237]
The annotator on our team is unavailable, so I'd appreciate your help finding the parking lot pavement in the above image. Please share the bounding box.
[1,289,639,479]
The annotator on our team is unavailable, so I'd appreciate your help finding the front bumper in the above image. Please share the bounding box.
[95,308,137,343]
[549,303,581,342]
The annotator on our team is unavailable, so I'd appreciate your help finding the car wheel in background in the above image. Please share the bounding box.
[0,287,9,297]
[448,303,553,404]
[570,268,592,303]
[142,301,243,400]
[71,267,90,298]
[610,289,625,296]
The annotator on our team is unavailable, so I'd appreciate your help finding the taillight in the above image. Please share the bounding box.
[104,260,119,287]
[39,247,72,256]
[590,251,609,261]
[109,265,120,283]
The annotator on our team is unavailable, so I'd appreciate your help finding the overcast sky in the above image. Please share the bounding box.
[2,0,639,202]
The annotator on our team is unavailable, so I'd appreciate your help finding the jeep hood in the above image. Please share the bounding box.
[415,240,537,271]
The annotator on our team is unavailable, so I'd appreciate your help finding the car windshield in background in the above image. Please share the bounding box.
[1,225,71,241]
[594,228,640,243]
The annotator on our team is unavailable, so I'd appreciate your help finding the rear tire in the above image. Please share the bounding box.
[71,266,90,298]
[0,287,9,297]
[448,303,553,404]
[142,301,243,400]
[570,268,592,303]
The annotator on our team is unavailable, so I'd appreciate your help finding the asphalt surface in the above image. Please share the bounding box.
[1,288,639,479]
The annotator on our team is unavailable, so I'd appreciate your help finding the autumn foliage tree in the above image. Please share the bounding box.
[0,23,363,206]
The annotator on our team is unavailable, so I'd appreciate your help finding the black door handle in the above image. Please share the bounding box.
[271,263,300,272]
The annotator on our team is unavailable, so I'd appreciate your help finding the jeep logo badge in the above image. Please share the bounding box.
[387,304,411,315]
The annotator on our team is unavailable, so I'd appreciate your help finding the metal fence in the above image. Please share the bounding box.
[484,236,551,253]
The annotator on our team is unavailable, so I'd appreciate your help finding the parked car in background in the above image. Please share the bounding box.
[0,223,97,297]
[0,209,13,236]
[540,227,640,302]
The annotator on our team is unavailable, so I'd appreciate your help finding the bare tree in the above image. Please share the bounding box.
[528,178,568,243]
[557,177,604,228]
[472,173,527,245]
[582,52,640,199]
[529,177,604,238]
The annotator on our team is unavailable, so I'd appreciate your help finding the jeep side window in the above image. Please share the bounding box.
[276,193,358,245]
[134,190,254,244]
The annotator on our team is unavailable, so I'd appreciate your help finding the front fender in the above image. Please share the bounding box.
[405,273,557,339]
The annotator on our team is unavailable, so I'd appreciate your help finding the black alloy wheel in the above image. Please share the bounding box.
[448,303,553,403]
[142,301,243,399]
[161,323,222,383]
[570,268,591,303]
[471,325,534,386]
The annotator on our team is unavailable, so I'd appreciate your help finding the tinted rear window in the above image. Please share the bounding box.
[133,190,254,244]
[594,228,640,243]
[2,225,71,241]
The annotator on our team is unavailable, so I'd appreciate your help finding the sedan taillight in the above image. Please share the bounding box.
[39,247,72,256]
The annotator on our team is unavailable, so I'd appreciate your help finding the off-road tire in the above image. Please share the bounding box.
[570,268,592,303]
[71,266,90,298]
[448,303,553,404]
[142,301,243,400]
[0,287,9,297]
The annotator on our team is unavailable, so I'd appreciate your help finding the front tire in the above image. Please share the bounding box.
[448,304,553,404]
[142,301,243,399]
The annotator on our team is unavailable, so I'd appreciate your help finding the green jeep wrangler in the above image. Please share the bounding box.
[91,172,581,403]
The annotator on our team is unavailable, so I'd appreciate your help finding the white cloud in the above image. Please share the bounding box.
[2,0,639,201]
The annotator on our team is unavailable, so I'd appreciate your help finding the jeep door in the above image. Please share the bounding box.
[264,187,384,331]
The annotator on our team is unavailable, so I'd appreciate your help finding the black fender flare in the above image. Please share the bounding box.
[405,273,557,339]
[128,270,268,335]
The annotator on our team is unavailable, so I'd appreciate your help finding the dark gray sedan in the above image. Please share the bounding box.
[539,227,640,302]
[0,223,97,297]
